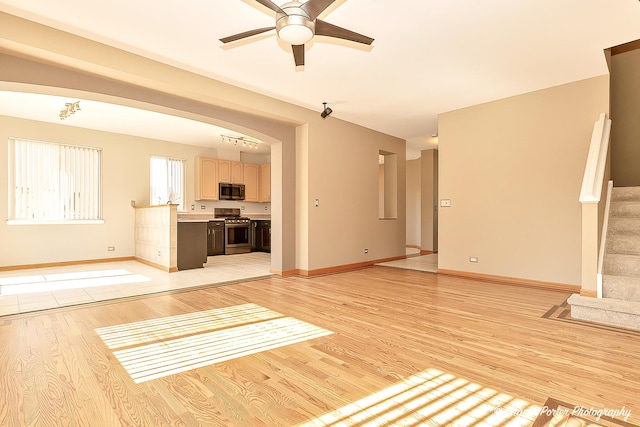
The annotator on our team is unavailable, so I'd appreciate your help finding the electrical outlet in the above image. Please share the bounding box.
[364,248,368,254]
[201,205,206,210]
[469,256,478,263]
[314,199,319,207]
[441,199,451,207]
[240,206,245,210]
[264,206,268,211]
[191,204,195,210]
[107,246,115,251]
[158,251,161,256]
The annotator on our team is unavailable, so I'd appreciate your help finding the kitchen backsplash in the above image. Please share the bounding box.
[181,199,270,217]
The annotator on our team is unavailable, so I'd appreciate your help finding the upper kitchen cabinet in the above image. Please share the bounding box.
[195,157,219,200]
[243,163,260,202]
[219,160,243,184]
[260,163,271,202]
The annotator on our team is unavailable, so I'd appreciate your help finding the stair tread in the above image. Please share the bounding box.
[568,294,640,330]
[603,253,640,277]
[609,201,640,218]
[606,217,640,236]
[611,187,640,202]
[568,294,640,313]
[602,274,640,302]
[605,234,640,256]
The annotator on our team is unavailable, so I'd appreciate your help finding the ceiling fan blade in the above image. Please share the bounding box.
[292,45,305,66]
[255,0,285,14]
[300,0,335,20]
[219,27,275,44]
[315,19,374,45]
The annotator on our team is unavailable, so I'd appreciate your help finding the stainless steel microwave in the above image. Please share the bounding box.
[219,183,245,200]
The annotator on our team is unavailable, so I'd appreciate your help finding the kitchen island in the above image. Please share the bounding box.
[134,205,208,272]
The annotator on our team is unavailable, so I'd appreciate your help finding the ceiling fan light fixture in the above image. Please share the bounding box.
[277,23,314,45]
[276,3,315,45]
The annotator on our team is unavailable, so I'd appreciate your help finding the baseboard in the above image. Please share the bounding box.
[297,255,406,277]
[270,268,300,276]
[420,250,435,255]
[580,289,597,297]
[437,269,581,293]
[134,257,175,273]
[406,245,421,249]
[0,256,135,272]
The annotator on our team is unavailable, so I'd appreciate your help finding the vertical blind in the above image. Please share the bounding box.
[10,138,102,221]
[150,156,185,210]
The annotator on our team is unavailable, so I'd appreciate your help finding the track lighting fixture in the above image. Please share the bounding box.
[220,134,260,149]
[59,101,81,120]
[321,102,332,119]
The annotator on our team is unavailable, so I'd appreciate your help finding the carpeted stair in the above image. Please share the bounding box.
[569,186,640,331]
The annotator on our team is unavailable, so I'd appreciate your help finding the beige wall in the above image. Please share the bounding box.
[421,149,438,252]
[438,76,609,286]
[406,159,421,247]
[611,49,640,187]
[0,12,406,272]
[305,120,405,271]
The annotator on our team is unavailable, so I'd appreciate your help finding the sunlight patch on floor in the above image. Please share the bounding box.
[95,303,283,349]
[298,368,541,427]
[0,269,150,295]
[97,304,333,383]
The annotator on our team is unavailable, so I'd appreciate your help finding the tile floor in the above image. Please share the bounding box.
[0,252,272,316]
[377,251,438,273]
[0,249,437,317]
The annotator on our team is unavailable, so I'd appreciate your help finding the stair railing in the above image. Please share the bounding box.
[579,113,611,297]
[579,113,611,203]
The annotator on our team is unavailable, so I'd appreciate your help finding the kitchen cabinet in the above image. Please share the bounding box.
[260,163,271,202]
[177,221,208,270]
[207,221,225,256]
[195,156,270,202]
[243,163,260,202]
[231,161,243,183]
[195,157,219,200]
[219,160,243,183]
[255,220,271,252]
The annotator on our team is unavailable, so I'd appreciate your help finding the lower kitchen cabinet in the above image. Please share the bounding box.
[177,221,208,270]
[254,220,271,253]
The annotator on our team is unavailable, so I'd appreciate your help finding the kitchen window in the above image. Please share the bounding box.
[8,138,102,224]
[150,155,185,210]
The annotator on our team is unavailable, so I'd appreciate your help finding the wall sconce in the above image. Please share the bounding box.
[220,134,259,149]
[321,102,332,119]
[59,101,81,120]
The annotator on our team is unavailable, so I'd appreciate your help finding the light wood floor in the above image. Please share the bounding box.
[1,266,638,426]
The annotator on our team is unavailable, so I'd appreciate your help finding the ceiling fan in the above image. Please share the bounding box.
[219,0,374,67]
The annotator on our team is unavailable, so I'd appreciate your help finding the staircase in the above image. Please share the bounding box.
[569,186,640,330]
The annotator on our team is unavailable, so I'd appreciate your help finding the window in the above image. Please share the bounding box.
[8,138,102,223]
[150,156,185,210]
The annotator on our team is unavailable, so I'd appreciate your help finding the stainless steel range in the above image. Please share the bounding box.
[214,208,251,255]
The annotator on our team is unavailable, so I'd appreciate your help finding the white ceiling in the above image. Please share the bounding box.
[0,91,272,154]
[1,0,640,159]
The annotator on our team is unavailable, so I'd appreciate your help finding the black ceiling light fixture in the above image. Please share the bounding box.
[320,102,332,119]
[219,0,374,67]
